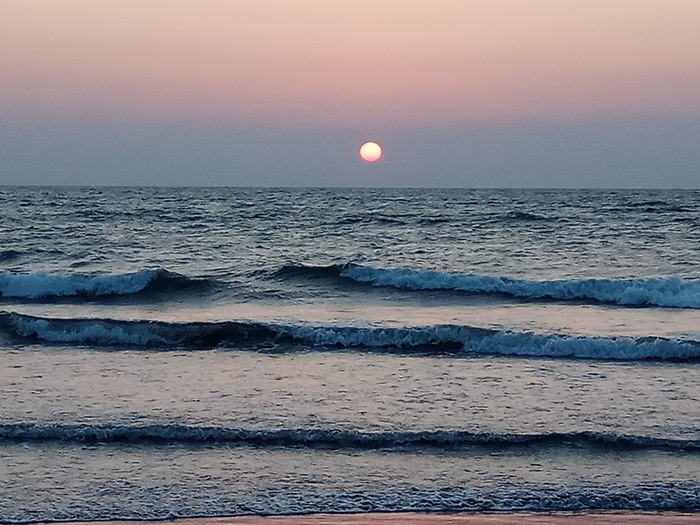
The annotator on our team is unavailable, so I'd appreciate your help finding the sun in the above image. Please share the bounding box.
[359,141,382,162]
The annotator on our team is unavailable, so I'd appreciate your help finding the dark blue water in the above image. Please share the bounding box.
[1,187,699,520]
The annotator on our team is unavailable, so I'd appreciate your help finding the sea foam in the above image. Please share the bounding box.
[0,269,203,299]
[339,265,700,308]
[2,312,698,361]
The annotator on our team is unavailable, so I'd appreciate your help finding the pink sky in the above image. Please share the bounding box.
[2,0,700,124]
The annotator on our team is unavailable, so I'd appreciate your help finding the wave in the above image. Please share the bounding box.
[2,312,698,361]
[0,269,210,299]
[254,483,700,514]
[7,482,699,519]
[2,423,698,452]
[627,200,694,213]
[502,210,554,221]
[328,264,700,309]
[334,214,408,225]
[0,249,23,262]
[0,312,275,348]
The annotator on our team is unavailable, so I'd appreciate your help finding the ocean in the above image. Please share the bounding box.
[0,187,699,521]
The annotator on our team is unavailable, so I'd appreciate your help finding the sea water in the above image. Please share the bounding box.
[0,187,699,520]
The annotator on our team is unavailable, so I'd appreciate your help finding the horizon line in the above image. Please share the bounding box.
[1,184,698,191]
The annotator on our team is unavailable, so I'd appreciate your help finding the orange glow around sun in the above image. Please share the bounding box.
[359,141,382,162]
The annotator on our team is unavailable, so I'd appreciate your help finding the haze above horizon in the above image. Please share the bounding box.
[2,1,699,188]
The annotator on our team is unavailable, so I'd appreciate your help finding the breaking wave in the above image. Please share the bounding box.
[341,265,700,308]
[273,264,700,309]
[1,423,698,452]
[0,269,210,299]
[1,312,698,361]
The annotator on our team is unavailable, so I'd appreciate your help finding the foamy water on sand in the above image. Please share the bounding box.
[1,187,698,521]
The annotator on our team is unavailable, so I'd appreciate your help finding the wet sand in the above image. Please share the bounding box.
[40,512,700,525]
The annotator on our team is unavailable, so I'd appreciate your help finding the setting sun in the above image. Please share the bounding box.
[359,141,382,162]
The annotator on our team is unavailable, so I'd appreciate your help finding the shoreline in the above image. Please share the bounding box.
[29,512,700,525]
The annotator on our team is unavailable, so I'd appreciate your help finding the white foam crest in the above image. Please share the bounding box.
[341,265,700,308]
[462,329,699,360]
[0,270,160,298]
[12,316,170,346]
[282,324,463,348]
[4,312,698,360]
[280,324,700,360]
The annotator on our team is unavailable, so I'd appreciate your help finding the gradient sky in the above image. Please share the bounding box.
[2,0,699,187]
